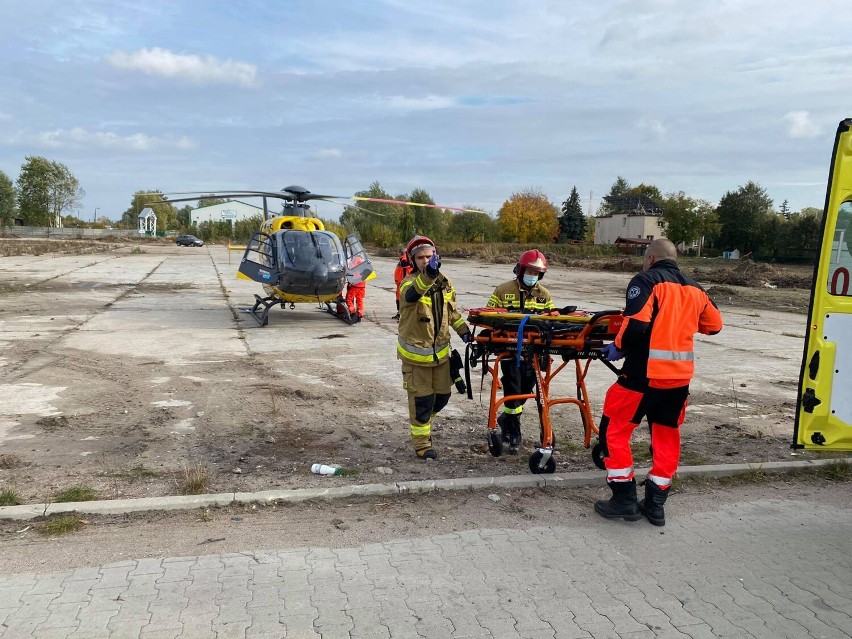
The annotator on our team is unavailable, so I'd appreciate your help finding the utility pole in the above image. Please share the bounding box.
[94,207,100,224]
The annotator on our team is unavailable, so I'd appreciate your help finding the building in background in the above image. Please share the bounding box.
[190,200,264,226]
[594,195,665,245]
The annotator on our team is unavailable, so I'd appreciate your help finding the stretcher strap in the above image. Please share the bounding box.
[515,314,530,369]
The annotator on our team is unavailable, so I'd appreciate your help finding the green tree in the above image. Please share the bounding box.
[715,181,773,254]
[629,183,663,203]
[197,196,227,208]
[558,186,585,242]
[341,182,404,246]
[119,190,178,232]
[448,210,497,242]
[0,170,16,231]
[497,188,559,243]
[598,176,631,216]
[16,156,84,227]
[177,205,193,230]
[660,192,718,250]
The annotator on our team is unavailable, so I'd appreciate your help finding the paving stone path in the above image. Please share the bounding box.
[1,497,851,638]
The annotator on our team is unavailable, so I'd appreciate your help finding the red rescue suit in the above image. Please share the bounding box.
[346,280,367,318]
[601,259,723,489]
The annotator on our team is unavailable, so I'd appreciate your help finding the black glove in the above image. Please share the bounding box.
[449,349,467,394]
[425,252,440,278]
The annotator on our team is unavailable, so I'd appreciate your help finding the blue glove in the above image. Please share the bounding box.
[601,342,624,361]
[461,332,472,344]
[425,252,440,278]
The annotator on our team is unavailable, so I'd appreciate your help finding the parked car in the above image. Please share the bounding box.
[176,234,204,247]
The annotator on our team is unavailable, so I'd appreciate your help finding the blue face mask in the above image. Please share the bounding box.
[522,274,539,288]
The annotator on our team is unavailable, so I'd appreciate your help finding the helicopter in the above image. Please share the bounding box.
[149,185,488,327]
[148,185,377,326]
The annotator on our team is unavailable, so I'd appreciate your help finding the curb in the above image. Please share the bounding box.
[0,458,840,522]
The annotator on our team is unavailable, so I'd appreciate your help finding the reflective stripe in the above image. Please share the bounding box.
[399,280,413,294]
[414,274,431,294]
[647,473,672,487]
[606,467,634,480]
[410,423,431,436]
[451,317,466,329]
[397,340,450,363]
[503,405,523,415]
[648,349,694,361]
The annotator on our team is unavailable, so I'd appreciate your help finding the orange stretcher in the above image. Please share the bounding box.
[464,307,624,474]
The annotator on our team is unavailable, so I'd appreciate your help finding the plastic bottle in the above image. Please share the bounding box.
[311,464,341,476]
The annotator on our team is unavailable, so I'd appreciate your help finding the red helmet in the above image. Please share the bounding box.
[515,249,547,278]
[405,235,436,263]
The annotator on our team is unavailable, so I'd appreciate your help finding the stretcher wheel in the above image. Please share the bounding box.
[488,430,503,457]
[591,442,605,470]
[528,451,556,474]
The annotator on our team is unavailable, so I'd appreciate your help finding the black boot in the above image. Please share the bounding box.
[640,481,669,526]
[498,413,511,443]
[498,413,521,454]
[594,480,642,521]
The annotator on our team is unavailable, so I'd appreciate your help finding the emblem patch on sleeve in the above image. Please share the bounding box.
[627,285,641,300]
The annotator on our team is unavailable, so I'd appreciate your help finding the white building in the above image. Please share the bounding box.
[594,195,666,245]
[190,200,264,226]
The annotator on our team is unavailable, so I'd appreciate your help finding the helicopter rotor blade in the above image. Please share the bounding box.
[316,199,385,217]
[352,196,486,214]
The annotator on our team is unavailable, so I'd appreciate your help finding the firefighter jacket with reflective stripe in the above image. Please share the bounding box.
[397,271,470,366]
[615,259,723,391]
[487,280,554,312]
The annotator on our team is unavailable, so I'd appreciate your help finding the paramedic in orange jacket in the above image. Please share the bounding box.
[595,239,723,526]
[392,249,413,320]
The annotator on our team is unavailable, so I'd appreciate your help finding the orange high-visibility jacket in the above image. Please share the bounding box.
[615,259,723,389]
[394,258,413,300]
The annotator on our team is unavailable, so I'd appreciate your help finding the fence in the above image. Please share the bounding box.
[2,226,152,239]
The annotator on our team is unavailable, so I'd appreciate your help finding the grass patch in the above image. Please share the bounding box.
[0,488,22,506]
[179,462,210,495]
[817,459,852,481]
[54,486,99,503]
[679,450,709,466]
[360,442,374,449]
[41,516,82,536]
[336,467,360,477]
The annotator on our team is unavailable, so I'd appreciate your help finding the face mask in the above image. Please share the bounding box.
[522,274,539,288]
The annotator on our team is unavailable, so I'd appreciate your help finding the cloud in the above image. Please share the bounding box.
[636,116,667,139]
[106,47,257,87]
[385,95,458,111]
[783,111,822,139]
[312,148,342,160]
[2,127,196,152]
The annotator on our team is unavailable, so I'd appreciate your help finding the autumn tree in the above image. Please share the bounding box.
[558,186,585,242]
[16,156,84,227]
[0,170,15,231]
[497,188,559,244]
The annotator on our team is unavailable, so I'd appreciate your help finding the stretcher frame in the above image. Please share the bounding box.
[465,308,623,473]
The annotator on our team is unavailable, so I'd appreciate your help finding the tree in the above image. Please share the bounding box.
[341,182,402,247]
[660,192,718,250]
[0,170,16,231]
[177,205,193,230]
[558,186,586,243]
[497,188,559,244]
[448,210,497,243]
[598,176,631,216]
[16,156,84,227]
[119,190,178,232]
[715,181,773,254]
[629,183,663,203]
[197,196,227,208]
[780,199,791,219]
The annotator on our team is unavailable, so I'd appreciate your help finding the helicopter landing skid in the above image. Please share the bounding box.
[246,294,282,327]
[322,299,360,325]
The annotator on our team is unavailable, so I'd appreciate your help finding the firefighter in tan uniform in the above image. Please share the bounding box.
[486,250,554,453]
[397,236,472,459]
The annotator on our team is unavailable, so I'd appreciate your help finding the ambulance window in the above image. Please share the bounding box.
[827,200,852,296]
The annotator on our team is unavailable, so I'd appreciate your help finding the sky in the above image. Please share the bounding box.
[0,0,850,223]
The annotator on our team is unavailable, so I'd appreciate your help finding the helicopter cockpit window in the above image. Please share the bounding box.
[828,201,852,296]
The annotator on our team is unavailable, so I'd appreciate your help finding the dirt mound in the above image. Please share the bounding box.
[0,239,120,257]
[692,260,811,289]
